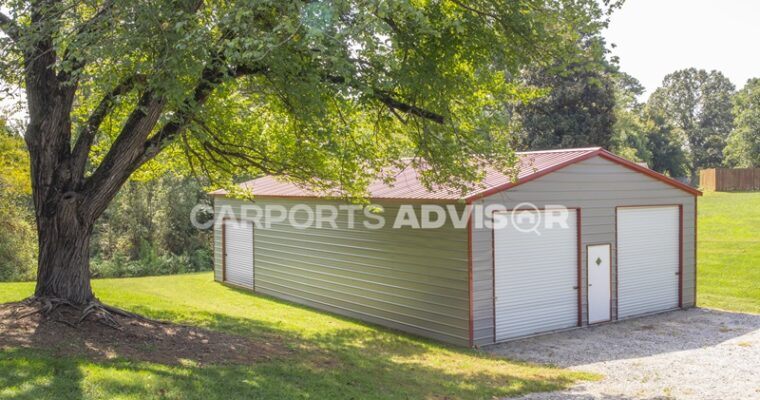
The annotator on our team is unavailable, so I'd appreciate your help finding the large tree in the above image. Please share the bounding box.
[725,78,760,167]
[0,1,610,316]
[646,68,735,178]
[609,72,652,164]
[641,107,689,178]
[608,72,689,176]
[514,37,617,150]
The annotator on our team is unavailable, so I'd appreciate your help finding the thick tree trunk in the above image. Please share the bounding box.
[33,196,95,305]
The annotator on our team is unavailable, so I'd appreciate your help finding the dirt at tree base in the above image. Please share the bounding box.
[0,302,290,366]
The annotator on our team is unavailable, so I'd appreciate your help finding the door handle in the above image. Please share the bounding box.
[573,286,579,290]
[588,284,593,287]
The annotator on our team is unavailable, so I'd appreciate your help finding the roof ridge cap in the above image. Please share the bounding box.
[517,147,602,155]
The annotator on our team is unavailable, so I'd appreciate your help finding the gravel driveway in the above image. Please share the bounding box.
[487,308,760,400]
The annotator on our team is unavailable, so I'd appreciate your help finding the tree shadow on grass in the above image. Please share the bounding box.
[0,348,84,400]
[0,302,287,368]
[0,342,580,400]
[0,297,587,400]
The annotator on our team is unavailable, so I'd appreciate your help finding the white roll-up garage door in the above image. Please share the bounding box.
[617,206,679,318]
[494,209,579,341]
[224,219,254,289]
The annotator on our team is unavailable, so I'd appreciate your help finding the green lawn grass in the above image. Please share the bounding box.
[0,274,595,400]
[697,191,760,314]
[2,191,758,399]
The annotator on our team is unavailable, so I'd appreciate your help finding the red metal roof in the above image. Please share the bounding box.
[210,147,701,200]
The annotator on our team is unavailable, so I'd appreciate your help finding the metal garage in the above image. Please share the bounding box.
[212,147,700,347]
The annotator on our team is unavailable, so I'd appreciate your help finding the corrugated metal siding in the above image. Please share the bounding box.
[213,198,469,346]
[617,206,680,318]
[493,210,579,340]
[472,156,696,346]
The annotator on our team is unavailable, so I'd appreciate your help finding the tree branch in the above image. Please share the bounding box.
[80,90,166,219]
[77,1,213,218]
[323,75,445,124]
[374,90,445,124]
[81,58,265,220]
[139,64,268,163]
[0,11,20,42]
[70,74,143,181]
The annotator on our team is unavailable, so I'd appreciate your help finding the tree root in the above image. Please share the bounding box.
[79,301,121,329]
[13,296,171,330]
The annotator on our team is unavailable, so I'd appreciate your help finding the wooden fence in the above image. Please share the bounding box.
[700,168,760,191]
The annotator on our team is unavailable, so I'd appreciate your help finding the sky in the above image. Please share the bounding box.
[604,0,760,99]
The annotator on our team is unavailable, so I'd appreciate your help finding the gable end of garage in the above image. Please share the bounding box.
[468,154,698,346]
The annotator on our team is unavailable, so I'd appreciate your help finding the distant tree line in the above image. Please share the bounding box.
[0,119,36,281]
[512,49,759,180]
[88,176,213,278]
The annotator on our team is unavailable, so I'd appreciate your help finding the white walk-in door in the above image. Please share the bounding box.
[494,209,578,341]
[224,219,254,289]
[587,244,611,324]
[617,206,679,318]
